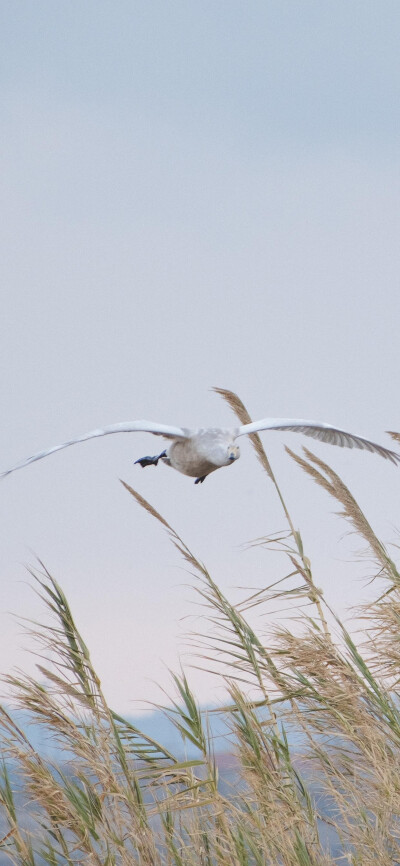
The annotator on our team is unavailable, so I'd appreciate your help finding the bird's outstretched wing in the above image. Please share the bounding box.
[236,418,400,465]
[0,421,188,479]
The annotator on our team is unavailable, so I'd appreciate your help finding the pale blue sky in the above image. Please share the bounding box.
[1,2,400,711]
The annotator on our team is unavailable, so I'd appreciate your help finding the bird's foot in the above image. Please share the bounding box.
[135,450,167,469]
[194,475,206,484]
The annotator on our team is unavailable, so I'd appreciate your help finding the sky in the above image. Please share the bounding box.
[1,1,400,713]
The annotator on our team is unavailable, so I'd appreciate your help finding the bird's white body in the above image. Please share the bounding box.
[1,414,399,483]
[166,429,240,478]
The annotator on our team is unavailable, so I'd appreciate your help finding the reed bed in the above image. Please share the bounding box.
[1,389,400,865]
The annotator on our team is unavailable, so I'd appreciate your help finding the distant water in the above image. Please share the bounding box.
[2,705,306,760]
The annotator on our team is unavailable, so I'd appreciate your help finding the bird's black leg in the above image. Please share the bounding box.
[194,475,206,484]
[135,450,167,469]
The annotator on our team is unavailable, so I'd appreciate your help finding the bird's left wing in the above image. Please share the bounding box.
[0,421,189,479]
[236,418,400,465]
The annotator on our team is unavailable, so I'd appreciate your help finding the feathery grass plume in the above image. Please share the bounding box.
[286,446,400,585]
[359,581,400,689]
[212,387,274,480]
[214,388,332,641]
[268,616,400,864]
[121,481,205,576]
[225,683,321,859]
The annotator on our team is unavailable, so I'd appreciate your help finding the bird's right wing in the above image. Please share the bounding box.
[0,421,189,479]
[236,418,400,465]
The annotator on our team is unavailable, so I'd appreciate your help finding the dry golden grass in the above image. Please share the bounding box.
[1,390,400,865]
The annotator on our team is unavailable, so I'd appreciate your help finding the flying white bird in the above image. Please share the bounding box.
[1,417,399,484]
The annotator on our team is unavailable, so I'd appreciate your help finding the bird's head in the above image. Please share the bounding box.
[227,443,240,464]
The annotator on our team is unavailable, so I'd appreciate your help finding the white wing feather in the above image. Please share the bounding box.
[0,421,188,479]
[237,418,400,465]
